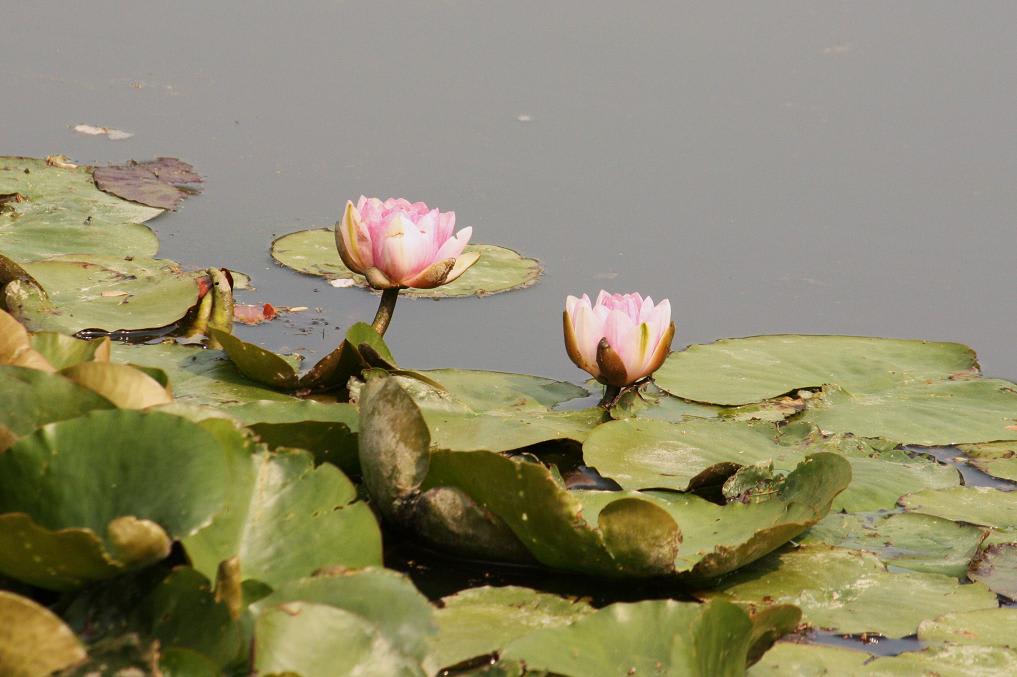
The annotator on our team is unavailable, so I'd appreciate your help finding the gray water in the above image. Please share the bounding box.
[3,1,1016,383]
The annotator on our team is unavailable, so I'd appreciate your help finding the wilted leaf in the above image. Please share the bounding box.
[0,590,86,675]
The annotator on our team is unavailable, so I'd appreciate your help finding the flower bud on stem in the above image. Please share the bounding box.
[372,288,400,336]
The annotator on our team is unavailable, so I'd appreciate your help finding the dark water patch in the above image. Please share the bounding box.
[913,446,1017,490]
[810,630,920,657]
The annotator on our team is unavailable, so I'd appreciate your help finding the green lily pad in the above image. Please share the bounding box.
[182,435,381,589]
[610,383,722,422]
[30,332,110,369]
[900,487,1017,530]
[801,380,1017,446]
[254,601,427,677]
[799,512,986,577]
[500,599,761,677]
[655,335,976,406]
[0,157,160,263]
[960,441,1017,483]
[110,342,299,406]
[271,228,541,297]
[371,368,600,452]
[702,545,999,638]
[209,328,299,389]
[863,644,1017,676]
[830,450,961,513]
[0,410,229,589]
[748,642,871,676]
[0,364,114,435]
[582,418,789,491]
[361,376,849,577]
[8,254,200,334]
[968,544,1017,601]
[224,400,359,473]
[137,567,244,671]
[425,586,594,673]
[0,590,87,675]
[251,567,435,667]
[918,608,1017,648]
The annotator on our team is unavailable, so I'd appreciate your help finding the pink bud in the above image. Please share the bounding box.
[563,291,675,387]
[335,197,480,289]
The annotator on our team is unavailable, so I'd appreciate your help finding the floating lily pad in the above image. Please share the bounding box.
[968,544,1017,601]
[863,644,1017,676]
[251,567,435,667]
[582,418,789,491]
[426,586,594,673]
[253,600,427,677]
[370,369,600,451]
[655,335,976,406]
[802,380,1017,446]
[8,254,200,334]
[500,599,767,677]
[110,342,298,406]
[137,567,244,671]
[900,487,1017,530]
[799,512,986,577]
[210,328,299,389]
[29,332,109,369]
[224,400,359,473]
[0,590,87,675]
[918,608,1017,648]
[702,545,999,638]
[93,158,201,211]
[960,441,1017,483]
[0,157,160,263]
[0,410,229,589]
[0,365,114,436]
[610,383,722,422]
[182,438,381,589]
[271,228,541,297]
[362,376,849,577]
[829,450,961,513]
[748,642,870,676]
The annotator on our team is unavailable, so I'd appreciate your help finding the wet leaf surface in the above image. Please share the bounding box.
[799,512,986,577]
[271,228,541,297]
[968,544,1017,601]
[656,335,977,406]
[182,431,381,588]
[918,608,1017,648]
[702,545,999,638]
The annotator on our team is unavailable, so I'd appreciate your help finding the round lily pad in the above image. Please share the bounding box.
[863,644,1017,675]
[182,439,382,589]
[968,544,1017,601]
[918,608,1017,648]
[799,512,986,577]
[702,544,999,638]
[960,441,1017,483]
[426,586,594,673]
[0,157,161,264]
[0,364,114,436]
[9,254,200,334]
[270,228,541,298]
[655,335,977,406]
[749,643,870,676]
[500,599,761,677]
[0,409,230,589]
[900,487,1017,530]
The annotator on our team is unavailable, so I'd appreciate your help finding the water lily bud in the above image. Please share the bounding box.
[563,291,675,387]
[335,196,480,290]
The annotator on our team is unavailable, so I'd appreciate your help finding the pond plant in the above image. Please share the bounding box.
[0,156,1016,675]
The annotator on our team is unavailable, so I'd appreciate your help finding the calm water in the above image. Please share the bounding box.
[3,1,1016,383]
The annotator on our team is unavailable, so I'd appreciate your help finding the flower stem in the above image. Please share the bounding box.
[371,288,400,336]
[599,384,622,408]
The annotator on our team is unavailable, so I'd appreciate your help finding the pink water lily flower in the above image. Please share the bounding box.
[564,291,675,387]
[335,196,480,289]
